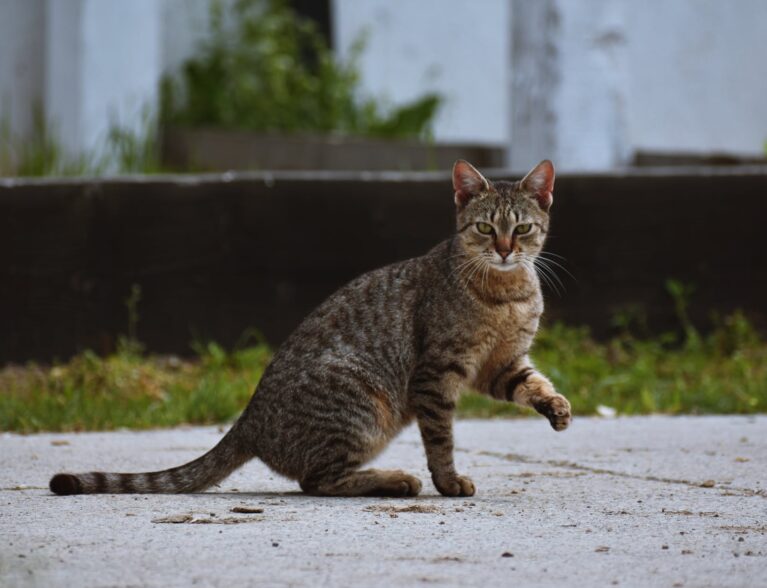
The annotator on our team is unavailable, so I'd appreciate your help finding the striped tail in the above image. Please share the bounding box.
[49,423,252,495]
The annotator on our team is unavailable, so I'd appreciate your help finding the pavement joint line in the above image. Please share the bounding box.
[438,444,767,499]
[2,486,47,491]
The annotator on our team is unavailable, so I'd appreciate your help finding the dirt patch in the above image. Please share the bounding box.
[191,517,264,525]
[510,471,586,479]
[152,513,194,524]
[719,525,767,534]
[433,556,463,563]
[364,504,443,515]
[720,488,766,498]
[230,506,264,514]
[152,513,264,524]
[661,509,720,517]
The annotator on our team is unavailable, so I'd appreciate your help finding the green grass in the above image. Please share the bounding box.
[459,313,766,418]
[0,341,272,433]
[1,312,765,433]
[0,106,163,178]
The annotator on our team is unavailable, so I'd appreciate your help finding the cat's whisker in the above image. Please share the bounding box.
[518,254,557,295]
[447,251,471,260]
[532,259,564,296]
[471,256,490,287]
[521,251,564,290]
[449,259,476,278]
[465,258,486,287]
[481,259,490,294]
[453,256,484,288]
[519,257,540,280]
[538,250,567,260]
[536,253,576,281]
[532,263,560,296]
[534,257,567,288]
[459,256,483,275]
[449,256,482,281]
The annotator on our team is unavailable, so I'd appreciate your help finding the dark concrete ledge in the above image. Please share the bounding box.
[3,163,767,187]
[2,167,766,363]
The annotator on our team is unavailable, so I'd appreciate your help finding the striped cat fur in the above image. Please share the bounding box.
[50,159,571,498]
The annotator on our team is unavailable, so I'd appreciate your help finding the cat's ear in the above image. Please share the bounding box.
[521,159,555,212]
[453,160,490,209]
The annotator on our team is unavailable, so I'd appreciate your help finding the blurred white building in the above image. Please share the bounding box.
[1,0,766,171]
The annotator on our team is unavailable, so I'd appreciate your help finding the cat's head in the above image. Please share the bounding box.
[452,159,554,274]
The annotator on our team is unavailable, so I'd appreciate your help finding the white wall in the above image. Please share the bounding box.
[2,0,766,169]
[509,0,635,172]
[332,0,511,147]
[2,0,161,158]
[625,0,767,157]
[550,0,630,171]
[511,0,767,171]
[0,0,45,138]
[81,0,161,151]
[44,0,162,156]
[1,0,213,159]
[162,0,230,75]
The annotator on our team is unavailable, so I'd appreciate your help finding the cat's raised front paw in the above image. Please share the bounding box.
[434,474,476,497]
[533,394,572,431]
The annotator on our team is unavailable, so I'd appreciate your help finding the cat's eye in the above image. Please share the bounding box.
[476,222,494,235]
[515,224,533,235]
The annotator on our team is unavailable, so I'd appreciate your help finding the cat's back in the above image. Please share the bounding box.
[259,242,449,392]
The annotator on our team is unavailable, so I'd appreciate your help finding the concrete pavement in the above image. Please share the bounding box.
[1,416,765,587]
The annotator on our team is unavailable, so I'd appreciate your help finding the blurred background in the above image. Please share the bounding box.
[1,0,766,430]
[2,0,766,175]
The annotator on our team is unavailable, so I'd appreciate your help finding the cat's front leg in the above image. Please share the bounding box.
[489,358,571,431]
[409,377,475,497]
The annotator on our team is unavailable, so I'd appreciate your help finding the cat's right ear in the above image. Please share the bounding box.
[453,160,490,209]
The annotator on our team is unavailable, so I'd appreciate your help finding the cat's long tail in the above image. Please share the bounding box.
[48,422,252,495]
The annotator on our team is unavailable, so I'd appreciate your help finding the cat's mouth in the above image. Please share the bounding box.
[490,259,521,273]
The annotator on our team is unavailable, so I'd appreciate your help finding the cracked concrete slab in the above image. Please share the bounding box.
[1,416,765,587]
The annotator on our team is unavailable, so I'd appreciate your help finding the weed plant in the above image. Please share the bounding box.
[2,298,764,432]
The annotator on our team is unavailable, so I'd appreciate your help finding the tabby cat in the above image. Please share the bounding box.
[50,159,571,498]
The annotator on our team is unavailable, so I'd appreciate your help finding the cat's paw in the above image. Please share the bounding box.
[396,473,423,497]
[434,474,476,497]
[533,393,572,431]
[371,471,423,497]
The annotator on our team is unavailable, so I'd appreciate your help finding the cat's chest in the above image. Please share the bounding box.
[470,299,541,380]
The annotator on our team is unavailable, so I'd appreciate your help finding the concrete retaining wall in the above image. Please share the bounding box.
[2,168,766,363]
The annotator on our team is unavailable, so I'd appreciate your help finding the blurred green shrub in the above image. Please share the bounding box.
[0,106,160,178]
[0,107,93,177]
[161,0,441,139]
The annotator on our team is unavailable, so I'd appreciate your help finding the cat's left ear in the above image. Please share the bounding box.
[453,160,490,209]
[521,159,555,212]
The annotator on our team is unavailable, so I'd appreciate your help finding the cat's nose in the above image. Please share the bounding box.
[497,249,512,260]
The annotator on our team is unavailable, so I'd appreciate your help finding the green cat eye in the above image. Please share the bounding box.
[515,223,533,235]
[476,222,494,235]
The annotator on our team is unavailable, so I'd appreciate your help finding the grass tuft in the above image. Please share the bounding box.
[1,313,765,433]
[459,312,767,418]
[0,342,271,433]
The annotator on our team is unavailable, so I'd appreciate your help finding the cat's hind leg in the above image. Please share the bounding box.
[294,402,423,497]
[300,467,422,497]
